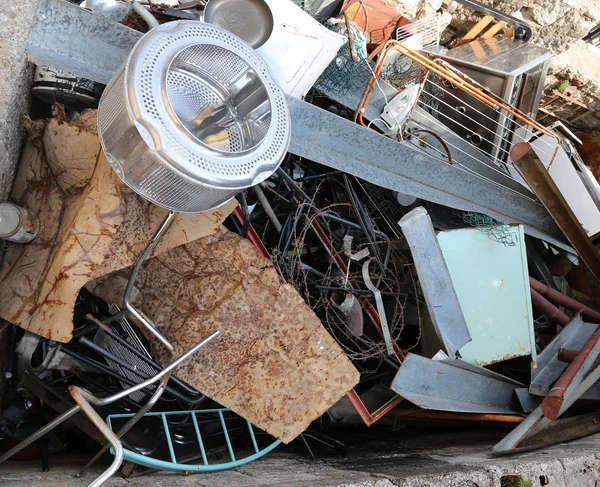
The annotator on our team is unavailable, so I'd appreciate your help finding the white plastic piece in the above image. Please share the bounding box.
[380,85,421,133]
[256,0,346,99]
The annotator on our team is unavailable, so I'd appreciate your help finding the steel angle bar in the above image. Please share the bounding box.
[288,99,568,249]
[27,0,142,85]
[493,388,600,456]
[511,143,600,280]
[25,0,568,248]
[398,207,471,357]
[542,327,600,420]
[515,388,541,414]
[390,353,522,414]
[530,314,597,396]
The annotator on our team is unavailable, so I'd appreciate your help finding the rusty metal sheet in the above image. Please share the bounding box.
[0,109,235,343]
[575,132,600,182]
[511,142,600,280]
[88,229,360,444]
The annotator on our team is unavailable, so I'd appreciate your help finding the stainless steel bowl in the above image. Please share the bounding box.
[203,0,274,49]
[98,21,290,213]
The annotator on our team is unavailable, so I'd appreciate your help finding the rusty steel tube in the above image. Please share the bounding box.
[530,288,571,326]
[542,327,600,420]
[388,410,524,424]
[558,348,580,363]
[530,277,600,323]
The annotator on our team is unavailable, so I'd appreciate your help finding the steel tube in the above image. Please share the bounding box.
[76,374,171,477]
[530,288,571,326]
[542,327,600,420]
[70,387,124,487]
[530,277,600,323]
[123,211,177,352]
[83,330,220,407]
[388,410,524,424]
[0,405,81,464]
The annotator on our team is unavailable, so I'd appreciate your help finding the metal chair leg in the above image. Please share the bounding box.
[70,387,124,487]
[0,406,81,464]
[75,373,171,477]
[2,211,221,487]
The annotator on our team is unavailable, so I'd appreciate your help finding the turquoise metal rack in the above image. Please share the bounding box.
[106,408,281,472]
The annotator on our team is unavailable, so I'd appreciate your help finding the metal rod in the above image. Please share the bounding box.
[542,327,600,420]
[85,314,202,397]
[388,409,524,423]
[530,277,600,323]
[123,211,177,352]
[0,405,81,464]
[558,348,580,363]
[81,331,220,407]
[70,387,124,487]
[254,185,282,233]
[530,288,571,326]
[75,374,171,477]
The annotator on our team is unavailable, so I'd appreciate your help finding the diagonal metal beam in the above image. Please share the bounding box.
[26,0,567,248]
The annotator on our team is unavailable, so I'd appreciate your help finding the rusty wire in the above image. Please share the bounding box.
[247,158,422,371]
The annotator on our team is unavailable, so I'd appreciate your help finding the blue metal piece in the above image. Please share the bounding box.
[436,224,536,366]
[218,409,236,462]
[191,412,209,466]
[161,413,177,464]
[107,409,281,473]
[247,421,259,454]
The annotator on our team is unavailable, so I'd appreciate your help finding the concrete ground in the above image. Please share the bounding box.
[2,427,600,487]
[0,0,39,200]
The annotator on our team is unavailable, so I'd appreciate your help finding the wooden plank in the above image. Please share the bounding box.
[455,15,494,47]
[482,20,508,39]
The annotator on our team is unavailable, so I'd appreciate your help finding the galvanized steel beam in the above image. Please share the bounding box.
[398,207,471,358]
[26,0,567,247]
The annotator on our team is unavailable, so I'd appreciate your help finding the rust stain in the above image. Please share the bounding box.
[88,229,360,444]
[0,109,236,343]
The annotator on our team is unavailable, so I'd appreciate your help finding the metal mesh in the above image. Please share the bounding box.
[461,212,517,247]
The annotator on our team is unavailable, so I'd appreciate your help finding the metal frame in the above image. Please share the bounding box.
[106,409,281,472]
[0,212,221,487]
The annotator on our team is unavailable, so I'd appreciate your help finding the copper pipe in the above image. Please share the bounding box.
[542,327,600,420]
[530,277,600,323]
[387,409,524,424]
[354,40,558,155]
[530,288,571,326]
[557,347,580,363]
[346,390,404,426]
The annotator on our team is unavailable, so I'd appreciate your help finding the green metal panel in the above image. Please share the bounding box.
[436,224,536,365]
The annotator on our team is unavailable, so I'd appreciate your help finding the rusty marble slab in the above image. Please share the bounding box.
[88,229,360,443]
[0,109,235,343]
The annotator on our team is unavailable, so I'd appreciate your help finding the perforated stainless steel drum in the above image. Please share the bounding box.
[98,21,290,213]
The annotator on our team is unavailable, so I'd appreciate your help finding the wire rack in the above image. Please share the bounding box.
[107,409,280,472]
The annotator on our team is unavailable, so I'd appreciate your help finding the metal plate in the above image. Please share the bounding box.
[437,224,536,365]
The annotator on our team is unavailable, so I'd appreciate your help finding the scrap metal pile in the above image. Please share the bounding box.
[2,0,600,484]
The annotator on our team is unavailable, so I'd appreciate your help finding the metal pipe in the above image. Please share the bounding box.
[85,330,220,407]
[542,327,600,420]
[85,314,202,397]
[70,387,124,487]
[76,374,171,477]
[388,409,524,424]
[254,185,282,233]
[0,405,81,464]
[530,288,571,326]
[123,211,177,352]
[557,348,580,363]
[530,277,600,323]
